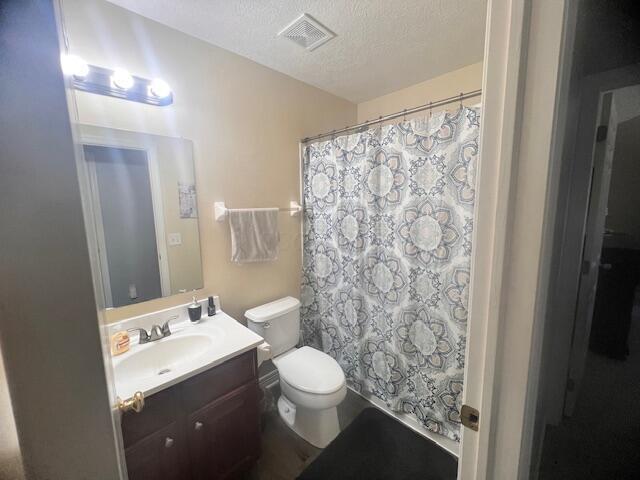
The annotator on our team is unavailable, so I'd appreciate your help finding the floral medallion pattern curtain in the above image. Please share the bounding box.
[301,106,480,441]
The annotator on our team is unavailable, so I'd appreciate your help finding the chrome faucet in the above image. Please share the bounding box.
[148,325,164,342]
[128,315,179,344]
[160,314,179,336]
[127,327,151,344]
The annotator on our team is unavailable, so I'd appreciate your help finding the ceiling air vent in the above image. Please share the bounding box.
[278,13,335,51]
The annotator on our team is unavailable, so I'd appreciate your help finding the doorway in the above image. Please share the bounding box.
[84,145,165,307]
[539,85,640,479]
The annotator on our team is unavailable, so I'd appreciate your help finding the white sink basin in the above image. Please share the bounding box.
[110,312,264,399]
[114,333,216,383]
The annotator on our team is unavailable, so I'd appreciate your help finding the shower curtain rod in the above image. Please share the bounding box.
[301,89,482,144]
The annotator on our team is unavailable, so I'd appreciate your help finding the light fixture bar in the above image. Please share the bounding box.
[69,64,173,107]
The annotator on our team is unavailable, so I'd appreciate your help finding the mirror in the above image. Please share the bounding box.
[79,125,203,308]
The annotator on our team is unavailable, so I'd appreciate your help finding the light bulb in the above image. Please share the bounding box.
[60,54,89,79]
[149,78,171,99]
[111,69,134,90]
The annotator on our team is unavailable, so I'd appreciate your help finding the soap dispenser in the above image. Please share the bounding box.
[208,296,216,316]
[188,296,202,322]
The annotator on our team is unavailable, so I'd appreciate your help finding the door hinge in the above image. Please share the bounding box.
[596,125,608,142]
[461,404,479,431]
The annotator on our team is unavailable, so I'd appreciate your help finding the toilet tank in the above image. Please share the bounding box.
[245,297,300,357]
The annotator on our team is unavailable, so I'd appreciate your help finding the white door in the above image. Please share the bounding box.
[1,1,129,478]
[458,0,571,478]
[563,93,619,415]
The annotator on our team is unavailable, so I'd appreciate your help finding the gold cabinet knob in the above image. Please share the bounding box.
[117,391,145,413]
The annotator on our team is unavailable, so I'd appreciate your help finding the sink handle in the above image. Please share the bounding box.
[161,314,179,337]
[127,328,151,344]
[117,391,145,414]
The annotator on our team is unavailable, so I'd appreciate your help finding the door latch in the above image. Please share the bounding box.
[461,404,479,431]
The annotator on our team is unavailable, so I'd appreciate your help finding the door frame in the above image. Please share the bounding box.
[562,90,619,416]
[542,66,640,426]
[9,0,574,477]
[79,128,172,302]
[0,0,127,477]
[459,0,572,478]
[83,154,115,307]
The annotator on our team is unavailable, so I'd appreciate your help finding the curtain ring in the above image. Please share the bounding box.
[403,109,407,122]
[459,92,463,108]
[429,101,433,118]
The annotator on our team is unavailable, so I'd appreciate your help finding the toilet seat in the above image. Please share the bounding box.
[273,346,345,395]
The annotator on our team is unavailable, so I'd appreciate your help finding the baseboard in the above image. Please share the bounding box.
[346,386,460,458]
[259,369,280,389]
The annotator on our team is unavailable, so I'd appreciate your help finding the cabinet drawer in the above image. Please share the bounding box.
[180,349,256,413]
[122,387,180,448]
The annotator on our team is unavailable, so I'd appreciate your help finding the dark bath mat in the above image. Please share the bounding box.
[297,407,457,480]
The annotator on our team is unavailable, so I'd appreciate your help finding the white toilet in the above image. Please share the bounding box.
[245,296,347,448]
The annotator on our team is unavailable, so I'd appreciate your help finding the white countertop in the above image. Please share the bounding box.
[111,310,264,399]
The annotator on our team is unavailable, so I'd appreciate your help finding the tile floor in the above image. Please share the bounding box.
[248,383,370,480]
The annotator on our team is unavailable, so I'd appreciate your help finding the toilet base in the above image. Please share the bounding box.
[277,395,341,448]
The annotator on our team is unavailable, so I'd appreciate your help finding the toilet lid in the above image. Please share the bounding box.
[274,346,345,395]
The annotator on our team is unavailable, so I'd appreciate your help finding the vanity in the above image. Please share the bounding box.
[75,120,267,478]
[111,305,265,480]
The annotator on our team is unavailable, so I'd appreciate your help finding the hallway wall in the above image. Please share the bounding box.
[606,115,640,245]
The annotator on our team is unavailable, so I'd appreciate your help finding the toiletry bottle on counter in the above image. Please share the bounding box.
[208,296,216,316]
[110,330,130,356]
[188,296,202,322]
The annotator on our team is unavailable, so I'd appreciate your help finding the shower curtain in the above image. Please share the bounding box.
[301,106,480,441]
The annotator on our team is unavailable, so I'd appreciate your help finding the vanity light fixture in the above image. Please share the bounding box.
[60,54,89,79]
[111,68,134,90]
[61,56,173,107]
[149,78,171,99]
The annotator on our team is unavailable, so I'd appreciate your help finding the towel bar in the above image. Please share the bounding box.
[214,201,302,222]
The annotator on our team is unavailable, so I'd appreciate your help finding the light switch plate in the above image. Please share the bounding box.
[168,232,182,246]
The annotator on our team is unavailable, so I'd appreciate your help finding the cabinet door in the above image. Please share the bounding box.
[125,422,188,480]
[187,382,260,480]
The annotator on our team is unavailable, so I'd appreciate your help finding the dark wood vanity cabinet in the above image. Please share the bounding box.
[124,422,187,480]
[188,383,260,480]
[121,349,261,480]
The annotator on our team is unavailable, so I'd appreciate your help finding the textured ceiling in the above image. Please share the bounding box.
[104,0,487,103]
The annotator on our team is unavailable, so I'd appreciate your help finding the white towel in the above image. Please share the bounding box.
[228,208,279,263]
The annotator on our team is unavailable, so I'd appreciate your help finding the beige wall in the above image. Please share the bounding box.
[152,135,203,295]
[605,115,640,245]
[61,0,356,323]
[357,62,483,123]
